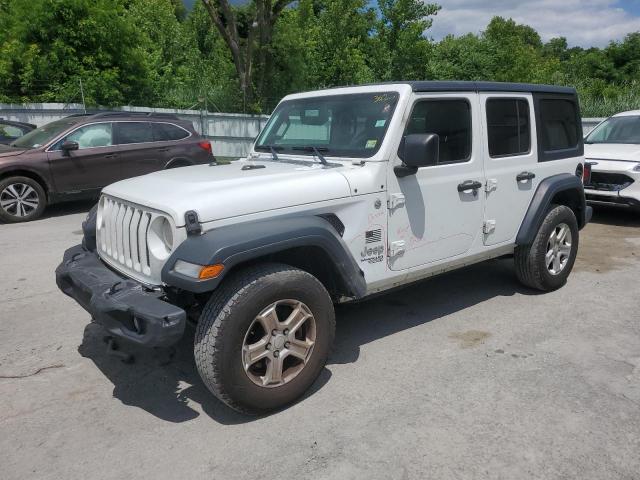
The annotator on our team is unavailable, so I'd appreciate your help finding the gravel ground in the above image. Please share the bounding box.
[1,202,639,480]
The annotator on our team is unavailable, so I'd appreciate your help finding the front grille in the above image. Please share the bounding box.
[586,172,634,191]
[97,196,157,284]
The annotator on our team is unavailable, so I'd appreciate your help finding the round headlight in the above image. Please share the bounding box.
[147,216,174,260]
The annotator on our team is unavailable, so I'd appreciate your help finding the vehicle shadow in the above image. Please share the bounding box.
[588,205,640,228]
[41,199,96,220]
[78,257,537,424]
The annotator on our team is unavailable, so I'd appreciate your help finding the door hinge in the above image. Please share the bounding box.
[389,240,406,257]
[387,193,405,211]
[483,220,496,234]
[485,178,498,192]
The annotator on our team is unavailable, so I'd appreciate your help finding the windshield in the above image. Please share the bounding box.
[255,92,399,158]
[586,116,640,145]
[10,117,77,149]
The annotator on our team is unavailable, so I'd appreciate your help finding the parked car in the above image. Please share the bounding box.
[0,119,35,145]
[584,110,640,211]
[57,82,591,414]
[0,112,214,222]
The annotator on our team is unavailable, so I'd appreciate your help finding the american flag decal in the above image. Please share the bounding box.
[365,229,382,244]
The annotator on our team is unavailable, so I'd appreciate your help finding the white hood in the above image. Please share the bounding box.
[585,143,640,162]
[102,160,353,226]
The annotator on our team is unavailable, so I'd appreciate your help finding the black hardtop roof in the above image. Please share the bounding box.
[406,81,576,95]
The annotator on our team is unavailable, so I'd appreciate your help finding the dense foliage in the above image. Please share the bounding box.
[0,0,638,116]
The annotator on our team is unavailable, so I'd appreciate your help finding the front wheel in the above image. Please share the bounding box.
[0,176,47,223]
[194,263,335,414]
[514,204,579,291]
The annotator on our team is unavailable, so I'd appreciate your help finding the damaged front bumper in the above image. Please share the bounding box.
[55,245,186,347]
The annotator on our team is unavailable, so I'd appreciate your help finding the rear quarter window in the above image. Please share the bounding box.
[152,122,190,141]
[534,95,583,161]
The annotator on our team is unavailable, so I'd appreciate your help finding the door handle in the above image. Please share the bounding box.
[156,147,170,152]
[457,180,483,193]
[104,154,118,159]
[516,171,536,182]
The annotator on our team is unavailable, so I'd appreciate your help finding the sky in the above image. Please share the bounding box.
[183,0,640,48]
[426,0,640,47]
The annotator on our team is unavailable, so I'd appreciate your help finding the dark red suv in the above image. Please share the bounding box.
[0,112,215,222]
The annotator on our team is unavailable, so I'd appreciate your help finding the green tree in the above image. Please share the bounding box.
[312,0,377,86]
[200,0,297,111]
[0,0,151,106]
[374,0,440,81]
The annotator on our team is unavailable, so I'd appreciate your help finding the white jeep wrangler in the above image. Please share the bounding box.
[57,82,592,414]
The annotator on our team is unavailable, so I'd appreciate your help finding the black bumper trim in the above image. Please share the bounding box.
[56,245,186,347]
[586,193,640,209]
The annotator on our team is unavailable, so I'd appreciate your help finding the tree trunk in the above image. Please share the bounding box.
[201,0,292,111]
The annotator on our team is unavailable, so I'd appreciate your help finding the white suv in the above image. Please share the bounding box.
[584,110,640,211]
[57,82,591,414]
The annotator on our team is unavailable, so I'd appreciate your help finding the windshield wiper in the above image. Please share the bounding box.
[291,146,329,166]
[255,144,283,161]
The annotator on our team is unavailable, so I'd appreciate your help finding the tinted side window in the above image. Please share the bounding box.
[116,122,153,145]
[486,99,530,157]
[539,99,579,151]
[152,122,189,141]
[406,99,472,164]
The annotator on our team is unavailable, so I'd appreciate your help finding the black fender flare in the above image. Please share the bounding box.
[161,215,367,297]
[516,173,590,246]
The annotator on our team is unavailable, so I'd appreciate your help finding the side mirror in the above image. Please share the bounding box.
[395,133,439,177]
[61,140,79,154]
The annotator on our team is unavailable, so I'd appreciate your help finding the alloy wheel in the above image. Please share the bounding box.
[546,222,572,275]
[0,182,40,218]
[242,299,317,388]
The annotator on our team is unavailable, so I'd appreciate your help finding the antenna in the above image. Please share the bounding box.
[79,78,86,114]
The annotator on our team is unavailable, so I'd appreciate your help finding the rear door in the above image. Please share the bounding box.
[47,122,121,193]
[480,93,538,245]
[386,93,485,271]
[151,122,197,165]
[114,121,163,178]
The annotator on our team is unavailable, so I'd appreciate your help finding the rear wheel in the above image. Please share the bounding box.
[194,263,335,414]
[0,176,46,223]
[514,204,579,291]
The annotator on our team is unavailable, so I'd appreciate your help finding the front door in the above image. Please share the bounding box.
[479,93,538,245]
[47,122,121,194]
[387,94,485,271]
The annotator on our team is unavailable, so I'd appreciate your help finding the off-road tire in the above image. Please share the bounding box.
[0,176,47,223]
[194,263,335,415]
[514,204,579,291]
